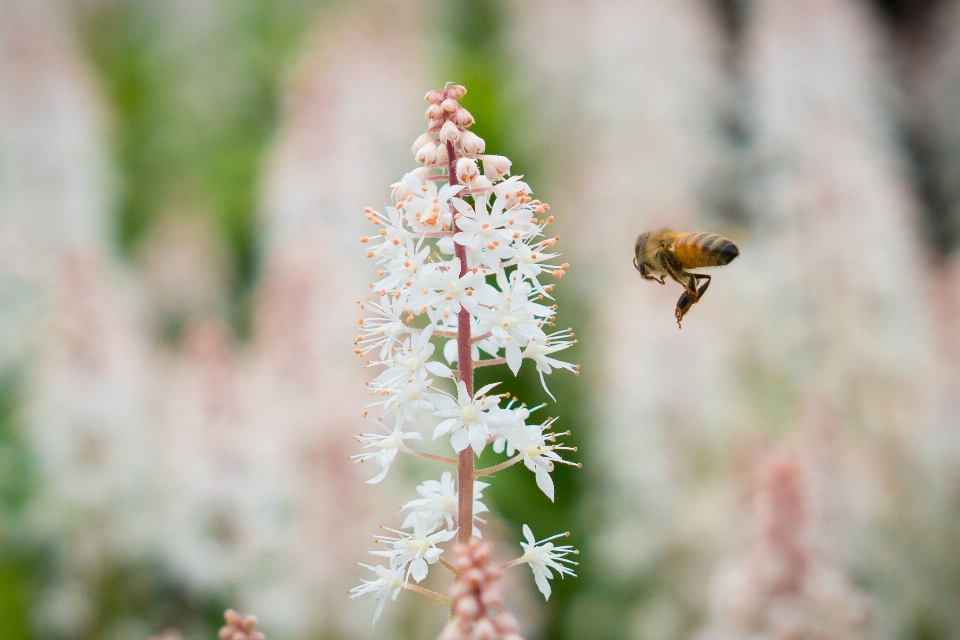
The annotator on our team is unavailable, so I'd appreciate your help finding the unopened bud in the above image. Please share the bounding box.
[453,106,475,127]
[411,132,432,155]
[446,84,467,99]
[426,103,442,120]
[439,120,461,145]
[415,143,439,165]
[460,131,486,156]
[441,97,459,113]
[481,154,512,181]
[425,89,445,103]
[457,157,480,185]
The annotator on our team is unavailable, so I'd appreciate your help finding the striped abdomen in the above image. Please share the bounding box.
[672,232,739,268]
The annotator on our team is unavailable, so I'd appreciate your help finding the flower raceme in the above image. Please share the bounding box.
[348,84,580,634]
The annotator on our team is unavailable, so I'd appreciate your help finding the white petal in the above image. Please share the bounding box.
[533,566,552,600]
[535,466,555,502]
[450,427,471,453]
[425,361,452,377]
[506,342,522,375]
[469,424,488,455]
[410,558,429,583]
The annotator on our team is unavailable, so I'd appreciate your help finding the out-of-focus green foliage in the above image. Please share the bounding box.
[79,0,321,331]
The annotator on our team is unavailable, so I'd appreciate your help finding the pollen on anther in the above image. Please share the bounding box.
[360,237,370,243]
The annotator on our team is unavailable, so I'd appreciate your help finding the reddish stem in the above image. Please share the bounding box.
[448,136,475,546]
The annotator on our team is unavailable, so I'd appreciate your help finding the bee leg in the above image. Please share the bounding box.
[690,273,711,301]
[675,291,695,328]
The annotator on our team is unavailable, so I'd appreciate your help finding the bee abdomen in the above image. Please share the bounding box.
[673,233,739,268]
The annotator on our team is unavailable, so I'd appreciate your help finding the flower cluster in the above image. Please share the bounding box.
[218,610,265,640]
[348,84,580,632]
[437,539,524,640]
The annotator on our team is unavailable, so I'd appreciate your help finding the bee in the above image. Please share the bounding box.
[633,229,739,327]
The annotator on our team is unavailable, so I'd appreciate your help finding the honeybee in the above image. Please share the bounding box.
[633,229,739,327]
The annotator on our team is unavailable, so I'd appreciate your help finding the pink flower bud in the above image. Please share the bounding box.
[426,103,442,120]
[411,132,433,155]
[453,107,475,127]
[454,596,480,620]
[474,619,498,640]
[446,84,467,99]
[441,97,459,114]
[457,158,480,185]
[439,120,461,145]
[481,155,512,181]
[425,89,445,103]
[416,143,439,166]
[460,131,486,157]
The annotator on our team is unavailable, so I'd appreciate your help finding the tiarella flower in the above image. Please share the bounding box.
[420,258,492,328]
[351,85,579,631]
[371,517,457,584]
[364,206,416,262]
[452,196,522,270]
[348,563,405,625]
[491,401,535,454]
[492,175,531,209]
[518,525,578,600]
[522,328,578,399]
[476,271,553,374]
[355,293,410,358]
[350,417,423,484]
[501,417,577,501]
[400,471,490,538]
[372,240,431,294]
[400,174,462,234]
[429,381,504,454]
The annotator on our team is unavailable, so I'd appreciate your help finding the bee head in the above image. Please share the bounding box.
[634,232,651,270]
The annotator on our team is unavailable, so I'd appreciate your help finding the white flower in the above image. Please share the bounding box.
[401,174,462,234]
[521,328,578,400]
[367,327,451,419]
[400,471,489,538]
[372,240,431,294]
[476,271,553,374]
[356,293,410,358]
[519,525,578,600]
[492,175,531,209]
[501,417,576,501]
[452,196,522,270]
[371,518,456,584]
[421,258,492,328]
[350,417,423,484]
[349,563,405,625]
[429,381,503,455]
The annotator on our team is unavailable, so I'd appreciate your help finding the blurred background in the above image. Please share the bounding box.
[2,0,960,638]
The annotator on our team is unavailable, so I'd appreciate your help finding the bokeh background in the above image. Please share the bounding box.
[2,0,960,638]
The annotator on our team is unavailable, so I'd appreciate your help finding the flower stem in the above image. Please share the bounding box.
[474,453,524,478]
[405,449,458,466]
[438,557,460,576]
[448,137,475,547]
[405,583,452,607]
[473,358,506,368]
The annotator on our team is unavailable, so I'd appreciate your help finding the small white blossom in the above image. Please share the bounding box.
[429,381,503,454]
[371,518,456,584]
[519,525,578,600]
[349,563,405,626]
[500,417,577,501]
[350,417,423,484]
[400,471,489,538]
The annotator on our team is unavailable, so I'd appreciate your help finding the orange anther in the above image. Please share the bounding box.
[360,237,370,243]
[366,251,375,258]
